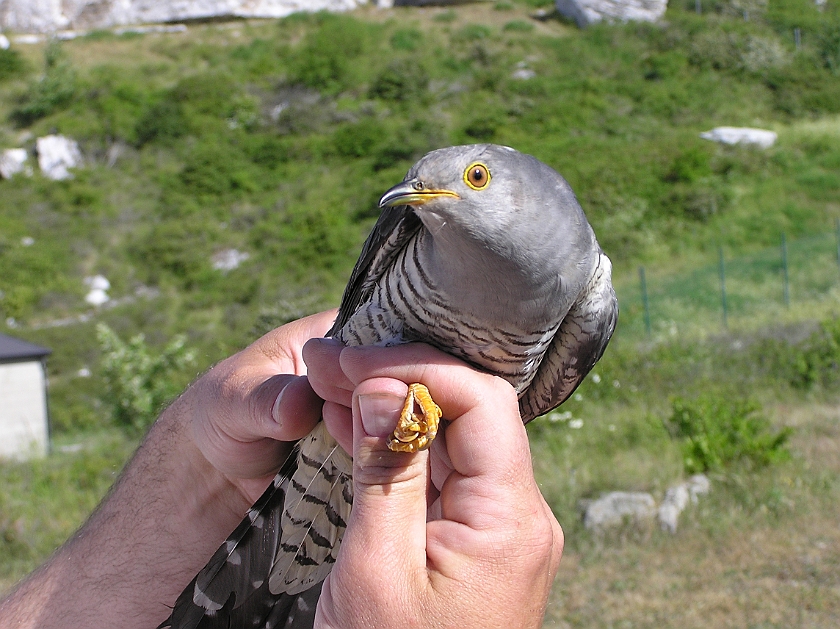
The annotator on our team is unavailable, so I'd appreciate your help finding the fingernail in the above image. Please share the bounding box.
[271,385,287,425]
[358,393,404,438]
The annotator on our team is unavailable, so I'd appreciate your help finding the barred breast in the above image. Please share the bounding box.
[337,230,562,395]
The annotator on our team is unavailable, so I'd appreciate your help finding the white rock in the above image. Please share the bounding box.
[0,33,9,49]
[512,68,536,80]
[20,236,35,246]
[85,288,110,306]
[36,135,83,181]
[657,484,689,534]
[699,127,777,149]
[556,0,667,28]
[0,1,376,34]
[686,473,710,502]
[583,491,656,531]
[0,148,29,179]
[212,248,250,272]
[657,474,710,534]
[84,275,111,291]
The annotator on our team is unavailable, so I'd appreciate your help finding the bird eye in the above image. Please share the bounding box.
[463,163,491,191]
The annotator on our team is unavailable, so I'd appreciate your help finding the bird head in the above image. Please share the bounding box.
[378,144,594,277]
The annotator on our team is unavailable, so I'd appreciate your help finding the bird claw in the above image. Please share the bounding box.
[387,383,442,453]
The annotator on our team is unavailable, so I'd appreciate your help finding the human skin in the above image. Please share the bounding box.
[0,311,563,629]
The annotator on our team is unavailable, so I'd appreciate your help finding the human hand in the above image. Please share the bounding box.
[303,340,564,629]
[181,310,336,504]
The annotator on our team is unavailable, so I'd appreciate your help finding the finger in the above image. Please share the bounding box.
[322,400,353,455]
[251,309,338,375]
[339,343,531,481]
[303,337,353,408]
[340,377,429,583]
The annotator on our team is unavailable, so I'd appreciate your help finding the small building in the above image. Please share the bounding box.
[0,334,51,459]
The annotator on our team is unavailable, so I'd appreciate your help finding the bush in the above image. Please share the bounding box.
[135,100,188,145]
[666,395,791,474]
[289,14,368,93]
[369,59,429,103]
[97,323,196,433]
[12,41,76,125]
[0,48,25,81]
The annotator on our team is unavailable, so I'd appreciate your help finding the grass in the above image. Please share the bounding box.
[1,0,840,623]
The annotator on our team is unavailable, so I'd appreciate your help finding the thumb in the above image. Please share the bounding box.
[343,378,428,576]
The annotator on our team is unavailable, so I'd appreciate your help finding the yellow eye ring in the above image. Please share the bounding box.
[463,162,491,191]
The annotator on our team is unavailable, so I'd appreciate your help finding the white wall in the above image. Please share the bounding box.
[0,360,49,459]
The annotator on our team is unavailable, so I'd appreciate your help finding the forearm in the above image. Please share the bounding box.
[0,394,252,629]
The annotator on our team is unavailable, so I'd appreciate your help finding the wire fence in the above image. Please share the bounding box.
[616,224,840,339]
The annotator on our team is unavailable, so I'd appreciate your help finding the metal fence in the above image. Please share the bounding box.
[616,225,840,339]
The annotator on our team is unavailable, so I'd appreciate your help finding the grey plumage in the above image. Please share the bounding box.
[160,144,617,629]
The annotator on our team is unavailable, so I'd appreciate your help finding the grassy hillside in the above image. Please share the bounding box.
[2,1,840,624]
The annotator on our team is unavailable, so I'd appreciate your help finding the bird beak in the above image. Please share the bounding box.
[378,179,460,208]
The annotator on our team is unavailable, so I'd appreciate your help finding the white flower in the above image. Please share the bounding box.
[569,418,584,429]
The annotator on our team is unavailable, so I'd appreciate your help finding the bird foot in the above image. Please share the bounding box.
[387,383,442,453]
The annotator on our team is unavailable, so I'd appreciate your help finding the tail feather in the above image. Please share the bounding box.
[160,424,352,629]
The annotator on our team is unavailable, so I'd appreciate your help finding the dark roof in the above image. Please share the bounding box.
[0,334,51,361]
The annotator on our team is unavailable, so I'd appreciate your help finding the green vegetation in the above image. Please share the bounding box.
[1,1,840,623]
[97,324,196,433]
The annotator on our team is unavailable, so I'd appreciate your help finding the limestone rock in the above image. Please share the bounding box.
[699,127,777,149]
[0,148,29,179]
[657,474,710,534]
[555,0,668,28]
[0,33,9,49]
[0,1,386,34]
[583,491,656,531]
[83,275,110,307]
[212,248,250,272]
[36,134,82,180]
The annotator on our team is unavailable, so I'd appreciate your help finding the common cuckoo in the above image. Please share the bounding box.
[161,143,618,629]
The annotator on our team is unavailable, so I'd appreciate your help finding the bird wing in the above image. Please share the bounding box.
[329,204,422,336]
[518,251,618,422]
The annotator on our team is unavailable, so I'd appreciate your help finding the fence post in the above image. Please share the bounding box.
[639,266,652,336]
[781,233,790,307]
[718,246,728,329]
[835,217,840,272]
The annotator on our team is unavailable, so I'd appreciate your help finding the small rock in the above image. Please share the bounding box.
[556,0,668,28]
[212,248,250,272]
[20,236,34,246]
[85,288,110,307]
[699,127,777,149]
[658,484,689,534]
[36,135,83,180]
[512,68,536,80]
[583,491,656,531]
[686,473,710,502]
[0,34,9,49]
[0,148,29,179]
[657,474,710,534]
[84,275,111,291]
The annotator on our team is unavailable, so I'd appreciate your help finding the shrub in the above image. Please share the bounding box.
[0,48,25,82]
[12,41,76,125]
[97,324,196,433]
[135,100,188,145]
[289,14,368,93]
[369,59,429,102]
[666,395,791,474]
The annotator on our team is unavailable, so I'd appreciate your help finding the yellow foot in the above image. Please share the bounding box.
[387,383,442,453]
